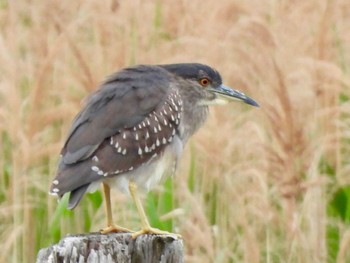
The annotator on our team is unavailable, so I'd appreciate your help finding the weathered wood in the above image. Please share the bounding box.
[36,232,184,263]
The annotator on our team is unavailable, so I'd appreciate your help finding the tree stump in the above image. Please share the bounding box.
[36,232,184,263]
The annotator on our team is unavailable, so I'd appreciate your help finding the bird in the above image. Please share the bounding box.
[49,63,259,238]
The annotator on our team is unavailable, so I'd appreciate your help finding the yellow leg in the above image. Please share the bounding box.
[100,183,133,234]
[129,181,181,239]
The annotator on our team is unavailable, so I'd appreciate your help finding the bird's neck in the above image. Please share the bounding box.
[176,86,209,143]
[180,104,209,144]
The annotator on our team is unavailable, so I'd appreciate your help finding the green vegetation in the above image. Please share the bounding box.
[0,0,349,262]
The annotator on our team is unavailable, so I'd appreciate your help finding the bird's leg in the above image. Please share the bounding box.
[100,183,133,234]
[129,181,180,239]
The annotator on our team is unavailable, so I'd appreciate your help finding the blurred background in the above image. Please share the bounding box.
[0,0,349,262]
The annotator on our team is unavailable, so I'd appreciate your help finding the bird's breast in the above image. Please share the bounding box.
[104,135,183,194]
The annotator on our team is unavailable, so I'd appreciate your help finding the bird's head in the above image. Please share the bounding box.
[161,63,259,107]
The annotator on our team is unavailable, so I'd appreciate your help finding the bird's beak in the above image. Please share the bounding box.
[208,84,259,107]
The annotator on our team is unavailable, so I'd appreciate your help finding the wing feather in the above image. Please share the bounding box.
[50,65,184,208]
[61,65,171,164]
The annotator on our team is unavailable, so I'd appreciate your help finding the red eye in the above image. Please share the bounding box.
[199,78,210,87]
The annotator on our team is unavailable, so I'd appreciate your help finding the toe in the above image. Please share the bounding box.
[100,224,133,234]
[131,227,181,239]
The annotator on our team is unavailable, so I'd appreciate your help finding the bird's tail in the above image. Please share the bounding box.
[67,184,90,209]
[50,159,101,209]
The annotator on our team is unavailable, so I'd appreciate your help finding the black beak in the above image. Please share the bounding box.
[209,84,259,107]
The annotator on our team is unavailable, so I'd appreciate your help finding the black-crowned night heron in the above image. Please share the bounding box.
[50,63,258,238]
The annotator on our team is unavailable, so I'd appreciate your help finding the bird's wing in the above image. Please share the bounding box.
[61,66,171,164]
[50,66,184,208]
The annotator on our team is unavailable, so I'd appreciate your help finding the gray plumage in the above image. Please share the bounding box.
[50,63,258,209]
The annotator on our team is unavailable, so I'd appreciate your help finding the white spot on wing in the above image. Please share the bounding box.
[92,156,99,162]
[53,180,59,185]
[91,166,99,172]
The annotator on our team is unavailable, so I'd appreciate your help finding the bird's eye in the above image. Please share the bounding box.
[199,78,210,87]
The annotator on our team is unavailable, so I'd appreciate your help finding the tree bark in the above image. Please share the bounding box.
[36,232,184,263]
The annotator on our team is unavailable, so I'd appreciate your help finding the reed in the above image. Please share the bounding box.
[0,0,349,262]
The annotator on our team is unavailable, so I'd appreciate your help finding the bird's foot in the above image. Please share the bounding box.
[100,224,134,234]
[131,227,181,239]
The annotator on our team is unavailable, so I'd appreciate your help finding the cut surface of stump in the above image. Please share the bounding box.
[36,232,184,263]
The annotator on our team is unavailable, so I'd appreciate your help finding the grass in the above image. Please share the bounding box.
[0,0,350,262]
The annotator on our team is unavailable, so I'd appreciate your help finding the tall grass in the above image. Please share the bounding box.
[0,0,349,262]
